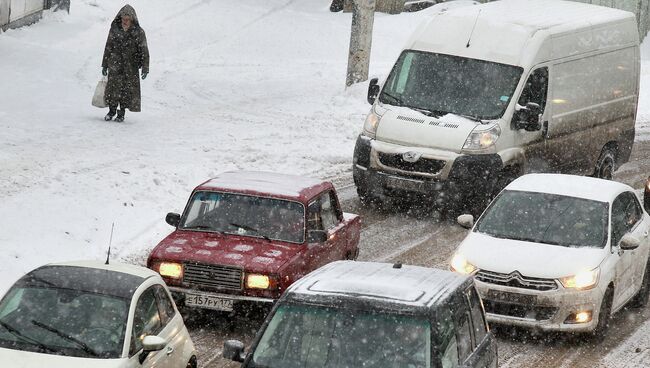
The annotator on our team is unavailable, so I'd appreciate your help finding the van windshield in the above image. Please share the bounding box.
[380,50,523,120]
[249,304,431,368]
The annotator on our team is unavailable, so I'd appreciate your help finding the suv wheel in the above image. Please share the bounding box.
[593,148,616,180]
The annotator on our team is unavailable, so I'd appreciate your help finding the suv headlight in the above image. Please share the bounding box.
[362,109,381,138]
[450,253,477,275]
[559,268,599,290]
[462,124,501,151]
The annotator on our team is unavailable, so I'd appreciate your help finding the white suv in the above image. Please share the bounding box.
[450,174,650,333]
[0,261,197,367]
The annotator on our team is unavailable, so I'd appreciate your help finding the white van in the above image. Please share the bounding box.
[353,0,640,209]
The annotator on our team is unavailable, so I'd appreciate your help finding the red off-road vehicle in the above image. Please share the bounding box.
[147,171,361,312]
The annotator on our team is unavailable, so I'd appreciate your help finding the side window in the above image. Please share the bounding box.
[129,288,163,356]
[154,285,176,326]
[466,287,487,345]
[611,192,642,246]
[436,307,459,368]
[518,67,549,112]
[307,200,323,231]
[320,192,339,231]
[456,312,473,364]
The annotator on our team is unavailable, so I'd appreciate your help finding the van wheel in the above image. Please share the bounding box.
[593,148,616,180]
[593,288,613,336]
[186,356,197,368]
[631,262,650,308]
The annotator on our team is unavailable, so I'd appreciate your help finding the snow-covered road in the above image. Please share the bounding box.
[4,1,650,367]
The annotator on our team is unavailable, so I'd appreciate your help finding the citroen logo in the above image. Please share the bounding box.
[402,151,422,163]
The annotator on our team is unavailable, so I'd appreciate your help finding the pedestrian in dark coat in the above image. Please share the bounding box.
[101,4,149,122]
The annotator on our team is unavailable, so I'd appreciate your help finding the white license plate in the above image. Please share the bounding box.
[185,293,234,311]
[384,176,425,192]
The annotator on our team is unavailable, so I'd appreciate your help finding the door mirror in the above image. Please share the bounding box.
[513,102,541,131]
[139,335,168,364]
[142,335,167,352]
[367,78,380,105]
[620,233,641,251]
[457,214,474,229]
[307,230,328,243]
[223,340,246,362]
[643,177,650,214]
[166,212,181,227]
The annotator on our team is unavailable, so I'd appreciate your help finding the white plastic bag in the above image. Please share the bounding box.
[92,78,107,108]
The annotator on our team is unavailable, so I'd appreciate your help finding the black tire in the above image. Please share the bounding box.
[186,356,197,368]
[593,288,613,336]
[631,262,650,308]
[593,148,616,180]
[330,0,344,12]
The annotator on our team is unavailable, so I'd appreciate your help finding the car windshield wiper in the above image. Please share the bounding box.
[183,224,219,233]
[31,320,99,357]
[0,319,56,353]
[228,223,271,242]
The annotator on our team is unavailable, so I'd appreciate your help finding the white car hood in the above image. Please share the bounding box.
[0,347,124,368]
[459,232,606,279]
[375,106,478,152]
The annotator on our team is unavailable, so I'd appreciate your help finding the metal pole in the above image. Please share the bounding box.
[346,0,376,87]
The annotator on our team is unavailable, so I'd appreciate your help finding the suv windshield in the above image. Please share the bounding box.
[250,304,431,368]
[0,286,128,358]
[476,190,609,248]
[380,50,523,120]
[180,191,305,243]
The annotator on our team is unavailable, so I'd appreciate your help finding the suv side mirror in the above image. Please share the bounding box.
[367,78,380,105]
[643,176,650,214]
[457,214,474,229]
[620,233,641,251]
[166,212,181,227]
[513,102,541,131]
[223,340,246,362]
[307,230,328,243]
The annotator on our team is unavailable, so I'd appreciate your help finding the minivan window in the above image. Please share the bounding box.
[251,304,431,368]
[380,50,523,120]
[476,190,608,248]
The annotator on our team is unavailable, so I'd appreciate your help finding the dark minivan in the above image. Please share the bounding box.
[222,260,497,368]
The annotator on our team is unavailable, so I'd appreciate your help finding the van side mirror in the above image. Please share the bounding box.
[457,214,474,229]
[166,212,181,227]
[620,233,641,250]
[223,340,246,362]
[307,230,328,243]
[367,78,380,105]
[643,176,650,214]
[513,102,541,131]
[139,336,167,363]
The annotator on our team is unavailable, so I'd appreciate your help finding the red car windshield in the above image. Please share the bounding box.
[180,191,306,243]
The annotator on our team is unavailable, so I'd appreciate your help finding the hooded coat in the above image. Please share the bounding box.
[102,5,149,112]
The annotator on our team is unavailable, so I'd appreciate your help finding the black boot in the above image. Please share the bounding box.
[114,108,126,123]
[104,106,117,121]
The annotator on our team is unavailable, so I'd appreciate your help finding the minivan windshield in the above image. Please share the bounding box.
[476,190,609,248]
[380,50,523,120]
[250,304,431,368]
[180,191,306,243]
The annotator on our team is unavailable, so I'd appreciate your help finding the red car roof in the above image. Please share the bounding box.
[194,171,332,203]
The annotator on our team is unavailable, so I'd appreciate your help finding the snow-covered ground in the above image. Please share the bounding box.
[0,0,434,294]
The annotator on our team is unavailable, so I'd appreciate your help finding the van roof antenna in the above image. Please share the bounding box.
[105,222,115,265]
[466,9,481,48]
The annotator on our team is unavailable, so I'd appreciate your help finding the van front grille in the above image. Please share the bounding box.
[378,153,445,174]
[183,263,243,291]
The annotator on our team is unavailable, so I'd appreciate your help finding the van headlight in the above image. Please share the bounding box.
[362,109,381,138]
[559,268,599,290]
[463,124,501,151]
